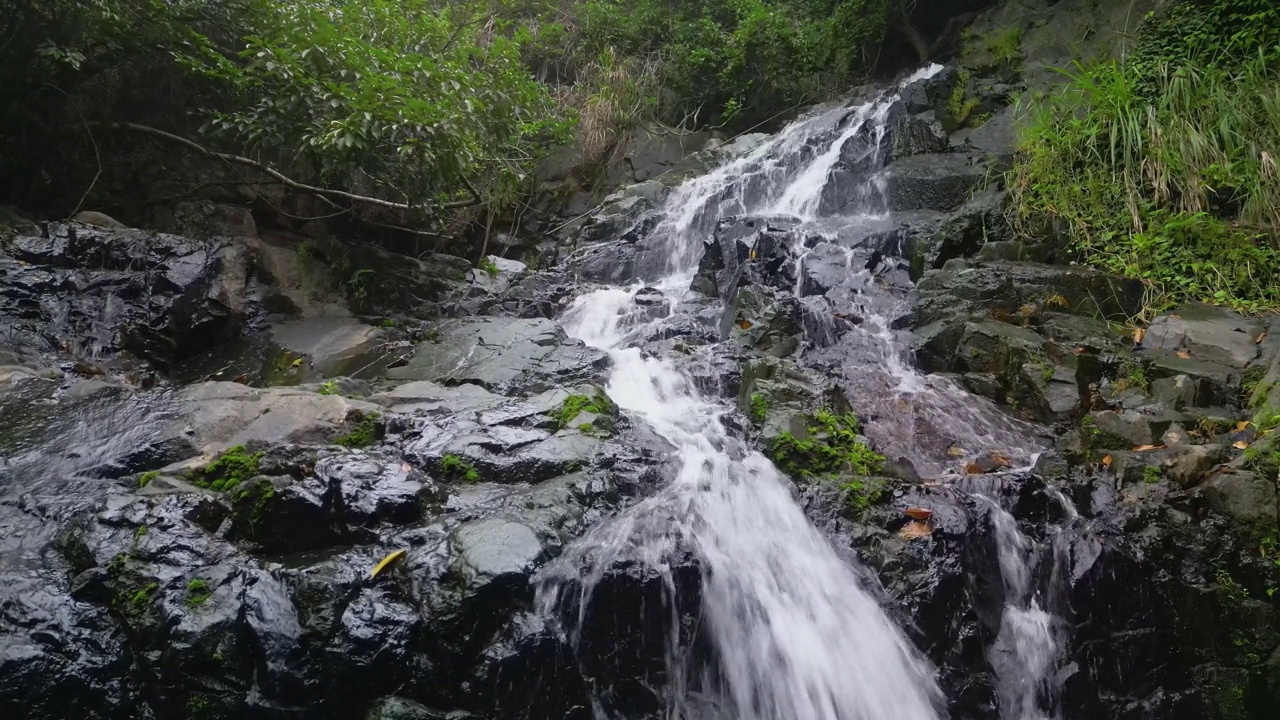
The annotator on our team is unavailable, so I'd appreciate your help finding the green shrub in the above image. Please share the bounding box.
[748,392,768,424]
[1009,50,1280,313]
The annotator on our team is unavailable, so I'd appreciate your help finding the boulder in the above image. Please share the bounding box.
[386,318,609,395]
[885,153,987,212]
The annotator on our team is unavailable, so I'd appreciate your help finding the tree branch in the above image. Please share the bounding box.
[80,121,479,211]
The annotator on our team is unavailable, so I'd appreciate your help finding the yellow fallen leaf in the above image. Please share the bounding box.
[1176,350,1192,359]
[1256,332,1268,344]
[898,520,934,540]
[370,549,407,579]
[291,358,304,367]
[1236,421,1252,431]
[1132,328,1146,344]
[1233,440,1250,450]
[1132,444,1164,452]
[1101,454,1113,468]
[945,444,966,457]
[750,248,758,260]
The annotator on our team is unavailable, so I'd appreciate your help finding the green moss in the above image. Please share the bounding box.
[129,582,159,609]
[550,388,616,431]
[749,392,768,424]
[478,256,500,278]
[1143,465,1162,484]
[334,411,381,448]
[187,445,263,492]
[132,526,148,541]
[1123,364,1148,391]
[766,410,885,484]
[231,479,278,538]
[186,577,212,607]
[136,470,159,488]
[946,70,981,128]
[440,454,480,484]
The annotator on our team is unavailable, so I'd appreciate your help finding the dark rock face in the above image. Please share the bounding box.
[0,222,261,370]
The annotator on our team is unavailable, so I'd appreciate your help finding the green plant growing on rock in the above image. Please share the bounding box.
[440,454,480,484]
[748,393,769,424]
[984,24,1024,66]
[947,70,981,128]
[478,256,501,278]
[318,380,339,396]
[136,470,159,488]
[185,578,212,607]
[231,479,277,539]
[767,409,885,488]
[133,526,148,542]
[129,582,159,609]
[1143,465,1162,484]
[551,388,616,431]
[187,445,263,493]
[335,411,380,448]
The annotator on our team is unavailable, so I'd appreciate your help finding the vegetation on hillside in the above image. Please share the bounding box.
[1008,0,1280,313]
[0,0,923,243]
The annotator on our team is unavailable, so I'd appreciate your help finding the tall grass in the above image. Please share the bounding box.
[1009,52,1280,312]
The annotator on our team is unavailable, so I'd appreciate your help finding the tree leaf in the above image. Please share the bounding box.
[370,549,407,579]
[1233,440,1250,449]
[1101,454,1113,468]
[1176,350,1192,359]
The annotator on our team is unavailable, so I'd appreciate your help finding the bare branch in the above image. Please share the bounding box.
[80,122,479,212]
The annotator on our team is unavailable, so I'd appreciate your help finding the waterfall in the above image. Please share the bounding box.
[536,64,1056,720]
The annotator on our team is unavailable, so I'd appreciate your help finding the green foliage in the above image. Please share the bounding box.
[748,392,768,424]
[440,454,480,484]
[318,380,339,396]
[946,70,981,128]
[334,412,380,448]
[1010,46,1280,312]
[984,24,1024,65]
[187,445,263,492]
[195,0,573,215]
[1143,465,1162,484]
[133,525,148,541]
[1130,0,1280,82]
[479,256,501,278]
[136,470,159,488]
[767,409,885,481]
[550,388,616,430]
[185,577,212,607]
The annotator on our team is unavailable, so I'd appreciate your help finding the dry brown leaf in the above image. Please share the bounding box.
[1176,350,1192,359]
[1132,328,1146,344]
[1072,346,1087,355]
[1101,455,1113,468]
[1132,444,1164,452]
[990,451,1014,468]
[737,319,753,330]
[904,507,934,521]
[1188,430,1203,438]
[1256,332,1268,344]
[1236,421,1252,431]
[898,521,934,540]
[964,463,982,475]
[1168,314,1181,319]
[1233,440,1250,450]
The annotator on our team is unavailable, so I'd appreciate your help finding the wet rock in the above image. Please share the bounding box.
[914,187,1014,272]
[1,222,262,370]
[366,697,464,720]
[889,109,950,158]
[387,318,608,395]
[1143,304,1262,369]
[739,356,841,440]
[885,153,986,212]
[372,381,508,416]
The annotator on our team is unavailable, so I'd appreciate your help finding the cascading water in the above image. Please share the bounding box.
[982,499,1065,720]
[537,65,1059,720]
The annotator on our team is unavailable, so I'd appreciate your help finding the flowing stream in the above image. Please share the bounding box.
[538,66,1065,720]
